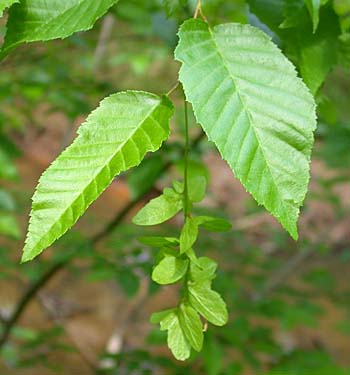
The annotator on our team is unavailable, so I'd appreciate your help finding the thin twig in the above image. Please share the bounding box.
[167,82,179,97]
[194,0,201,18]
[93,14,115,72]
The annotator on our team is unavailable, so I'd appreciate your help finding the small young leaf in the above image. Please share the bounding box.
[305,0,322,33]
[189,257,218,283]
[188,175,207,203]
[132,188,182,226]
[1,0,120,58]
[196,216,232,232]
[150,308,175,324]
[23,91,173,262]
[159,310,191,361]
[0,0,18,17]
[152,255,188,285]
[175,19,317,240]
[138,236,179,248]
[180,216,231,254]
[180,217,199,254]
[188,283,228,326]
[178,303,204,352]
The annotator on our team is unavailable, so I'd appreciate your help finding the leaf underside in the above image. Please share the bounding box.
[1,0,119,58]
[22,91,173,262]
[175,19,317,239]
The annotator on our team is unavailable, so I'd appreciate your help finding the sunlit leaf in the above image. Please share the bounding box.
[23,91,173,262]
[175,19,317,239]
[152,255,188,285]
[132,187,182,226]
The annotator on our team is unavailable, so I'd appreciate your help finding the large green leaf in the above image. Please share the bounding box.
[175,19,317,239]
[0,0,119,58]
[22,91,173,262]
[0,0,18,17]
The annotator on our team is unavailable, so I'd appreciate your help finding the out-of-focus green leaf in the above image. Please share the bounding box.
[297,7,341,94]
[0,189,16,211]
[0,0,18,17]
[0,213,20,239]
[0,148,18,181]
[127,154,165,199]
[1,0,120,58]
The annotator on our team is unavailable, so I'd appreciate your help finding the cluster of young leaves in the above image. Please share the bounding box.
[132,174,231,360]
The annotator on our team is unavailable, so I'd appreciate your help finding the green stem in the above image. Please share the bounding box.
[183,93,191,218]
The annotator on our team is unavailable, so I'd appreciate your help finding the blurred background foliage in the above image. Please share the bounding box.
[0,0,349,374]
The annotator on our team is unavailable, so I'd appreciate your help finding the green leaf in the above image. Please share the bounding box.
[189,257,217,283]
[175,19,316,240]
[188,282,228,326]
[163,0,187,17]
[159,310,191,361]
[1,0,119,58]
[0,148,18,181]
[150,308,175,324]
[297,7,341,94]
[196,216,232,232]
[188,175,207,203]
[0,189,16,212]
[178,303,203,352]
[0,213,20,239]
[0,0,18,17]
[180,216,231,254]
[180,217,199,254]
[152,255,188,285]
[132,187,182,226]
[138,236,179,248]
[305,0,321,32]
[22,91,173,262]
[339,33,350,68]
